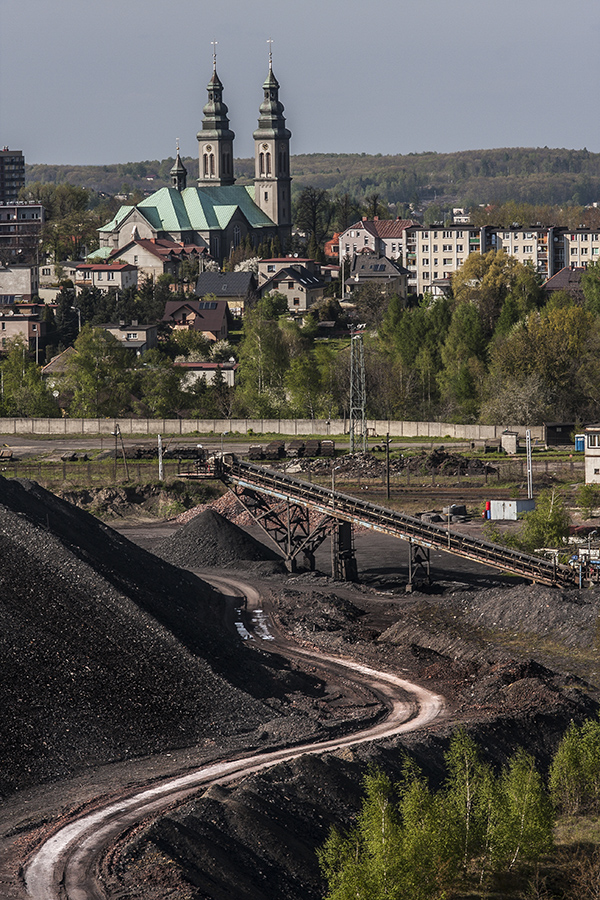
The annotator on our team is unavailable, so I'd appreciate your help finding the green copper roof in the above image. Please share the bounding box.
[139,188,193,232]
[101,185,275,238]
[98,205,134,233]
[87,246,112,260]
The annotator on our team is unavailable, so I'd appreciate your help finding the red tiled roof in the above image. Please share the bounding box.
[109,239,203,262]
[346,218,419,239]
[76,263,136,272]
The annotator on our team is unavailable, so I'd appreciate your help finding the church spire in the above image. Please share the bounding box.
[197,42,235,187]
[253,41,292,242]
[170,139,187,192]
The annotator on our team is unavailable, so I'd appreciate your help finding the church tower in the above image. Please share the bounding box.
[197,45,235,187]
[170,142,187,191]
[253,44,291,239]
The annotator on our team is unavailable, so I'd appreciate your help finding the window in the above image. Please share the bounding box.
[592,234,599,241]
[288,281,294,289]
[593,248,599,256]
[525,232,533,239]
[588,434,600,448]
[1,322,5,330]
[422,258,429,266]
[513,246,519,254]
[456,231,463,238]
[422,231,429,238]
[443,244,452,251]
[126,332,138,341]
[571,234,577,241]
[364,236,369,244]
[523,245,533,253]
[434,258,439,266]
[571,247,578,255]
[391,243,396,252]
[32,324,37,332]
[267,264,276,272]
[107,271,114,280]
[293,297,300,306]
[264,192,268,201]
[456,244,463,252]
[433,231,438,238]
[433,271,439,279]
[133,255,138,264]
[42,267,51,276]
[581,232,589,241]
[433,244,438,252]
[422,245,429,253]
[97,272,102,280]
[345,244,349,253]
[443,258,452,265]
[582,247,589,254]
[457,258,463,266]
[443,231,452,238]
[422,271,429,279]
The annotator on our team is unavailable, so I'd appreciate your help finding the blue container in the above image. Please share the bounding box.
[575,434,585,452]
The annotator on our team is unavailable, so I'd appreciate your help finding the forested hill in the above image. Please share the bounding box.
[26,146,600,208]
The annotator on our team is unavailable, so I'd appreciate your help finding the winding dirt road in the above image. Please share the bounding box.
[23,575,445,900]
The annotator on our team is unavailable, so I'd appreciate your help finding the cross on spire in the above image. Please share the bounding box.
[267,38,273,69]
[211,40,218,71]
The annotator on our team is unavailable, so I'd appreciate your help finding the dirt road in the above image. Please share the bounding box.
[23,574,444,900]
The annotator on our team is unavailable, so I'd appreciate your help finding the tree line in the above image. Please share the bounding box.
[319,718,600,899]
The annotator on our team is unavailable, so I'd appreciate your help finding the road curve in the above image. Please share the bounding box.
[24,576,445,900]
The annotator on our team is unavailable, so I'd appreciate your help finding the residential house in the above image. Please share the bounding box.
[585,424,600,484]
[194,270,257,318]
[338,218,419,263]
[0,304,45,354]
[542,266,587,304]
[0,264,40,303]
[99,321,158,354]
[175,359,238,389]
[345,252,409,298]
[257,264,325,313]
[104,237,208,282]
[162,298,230,341]
[74,262,138,295]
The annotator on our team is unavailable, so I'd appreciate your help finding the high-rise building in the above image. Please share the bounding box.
[0,148,25,204]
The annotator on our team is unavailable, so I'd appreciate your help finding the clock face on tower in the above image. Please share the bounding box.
[262,143,269,151]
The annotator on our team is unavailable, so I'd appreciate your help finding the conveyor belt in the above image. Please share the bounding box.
[220,457,574,587]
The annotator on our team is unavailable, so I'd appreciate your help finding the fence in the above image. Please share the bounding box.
[1,454,581,494]
[0,416,546,442]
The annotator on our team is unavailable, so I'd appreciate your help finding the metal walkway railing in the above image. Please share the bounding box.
[220,457,574,587]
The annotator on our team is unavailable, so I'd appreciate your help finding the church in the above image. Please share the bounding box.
[97,52,292,266]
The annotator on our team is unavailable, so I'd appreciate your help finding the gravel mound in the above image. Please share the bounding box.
[0,476,288,798]
[154,508,284,570]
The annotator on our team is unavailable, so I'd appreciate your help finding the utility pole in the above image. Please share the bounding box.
[349,324,367,454]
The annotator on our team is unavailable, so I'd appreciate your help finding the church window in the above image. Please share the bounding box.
[233,225,241,248]
[209,154,215,176]
[266,152,272,175]
[264,192,268,201]
[259,153,265,176]
[203,154,209,177]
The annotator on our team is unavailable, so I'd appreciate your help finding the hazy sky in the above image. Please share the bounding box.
[2,0,600,166]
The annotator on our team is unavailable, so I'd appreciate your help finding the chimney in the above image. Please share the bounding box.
[131,319,138,327]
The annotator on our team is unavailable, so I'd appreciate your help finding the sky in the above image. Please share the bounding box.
[2,0,600,166]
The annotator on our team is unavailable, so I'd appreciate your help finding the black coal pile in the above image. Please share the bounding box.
[0,477,288,798]
[154,508,285,571]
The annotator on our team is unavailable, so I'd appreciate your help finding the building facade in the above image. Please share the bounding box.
[0,201,44,264]
[339,219,599,295]
[0,148,25,204]
[98,54,292,265]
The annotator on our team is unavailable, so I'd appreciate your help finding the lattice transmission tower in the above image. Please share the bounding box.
[349,326,367,453]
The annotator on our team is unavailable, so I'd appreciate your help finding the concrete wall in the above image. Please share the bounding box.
[0,416,546,440]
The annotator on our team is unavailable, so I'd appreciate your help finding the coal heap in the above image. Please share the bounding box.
[0,477,279,798]
[154,508,283,570]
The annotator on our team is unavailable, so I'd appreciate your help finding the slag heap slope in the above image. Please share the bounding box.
[0,477,275,798]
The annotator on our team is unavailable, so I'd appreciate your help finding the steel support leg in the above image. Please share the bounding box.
[406,542,431,592]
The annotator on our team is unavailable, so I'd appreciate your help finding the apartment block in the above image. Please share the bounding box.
[0,148,25,203]
[0,201,44,264]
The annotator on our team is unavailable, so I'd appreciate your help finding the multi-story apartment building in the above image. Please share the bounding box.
[0,148,25,203]
[339,219,596,295]
[0,201,44,264]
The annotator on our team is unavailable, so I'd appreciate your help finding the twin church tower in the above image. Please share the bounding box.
[172,46,292,247]
[100,48,291,263]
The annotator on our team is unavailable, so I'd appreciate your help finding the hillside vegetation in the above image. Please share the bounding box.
[26,147,600,209]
